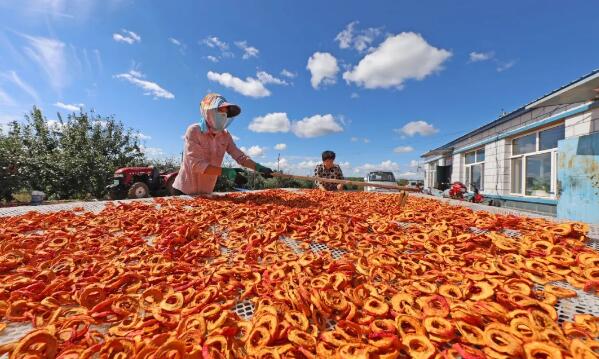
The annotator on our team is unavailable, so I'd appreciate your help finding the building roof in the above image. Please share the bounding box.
[422,69,599,158]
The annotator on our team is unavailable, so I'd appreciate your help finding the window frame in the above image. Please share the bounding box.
[464,148,485,192]
[509,123,563,198]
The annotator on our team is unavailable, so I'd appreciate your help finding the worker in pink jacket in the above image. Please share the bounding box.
[172,93,273,195]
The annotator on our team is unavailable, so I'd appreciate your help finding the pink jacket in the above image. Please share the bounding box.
[172,124,252,194]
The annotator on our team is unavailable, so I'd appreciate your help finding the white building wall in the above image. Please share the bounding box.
[451,153,462,183]
[482,139,510,195]
[565,110,599,138]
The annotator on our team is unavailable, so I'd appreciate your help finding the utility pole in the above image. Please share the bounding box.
[277,153,280,172]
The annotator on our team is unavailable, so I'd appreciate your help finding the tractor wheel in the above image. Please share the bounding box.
[108,189,125,200]
[165,176,177,196]
[128,182,150,199]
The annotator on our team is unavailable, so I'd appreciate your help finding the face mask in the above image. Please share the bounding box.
[210,111,234,132]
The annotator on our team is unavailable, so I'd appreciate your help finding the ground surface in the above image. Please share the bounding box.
[0,190,598,358]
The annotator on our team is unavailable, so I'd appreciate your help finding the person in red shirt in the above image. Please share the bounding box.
[173,93,273,195]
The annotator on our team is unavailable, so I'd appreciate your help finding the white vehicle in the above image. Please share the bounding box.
[364,171,398,192]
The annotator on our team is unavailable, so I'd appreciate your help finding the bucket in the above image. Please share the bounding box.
[31,191,45,205]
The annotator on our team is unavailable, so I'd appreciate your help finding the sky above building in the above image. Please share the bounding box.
[1,0,597,178]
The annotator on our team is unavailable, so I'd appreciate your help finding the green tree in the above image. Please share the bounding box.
[0,122,26,202]
[1,107,144,200]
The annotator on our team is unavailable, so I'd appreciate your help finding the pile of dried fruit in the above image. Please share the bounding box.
[0,190,598,358]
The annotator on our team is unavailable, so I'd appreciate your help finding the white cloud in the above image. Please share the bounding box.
[21,34,67,90]
[249,112,291,133]
[274,143,287,150]
[54,102,83,112]
[0,87,15,106]
[256,71,288,86]
[398,171,420,179]
[469,51,494,62]
[231,135,240,141]
[396,121,438,137]
[140,146,165,159]
[306,52,339,89]
[280,69,296,78]
[46,119,65,132]
[497,60,516,72]
[112,29,141,44]
[201,36,233,60]
[351,136,369,143]
[393,146,414,154]
[291,114,344,138]
[249,112,344,138]
[240,145,266,157]
[114,70,174,99]
[1,71,39,102]
[0,115,18,133]
[353,160,400,176]
[202,36,229,51]
[350,92,359,99]
[207,71,270,98]
[235,41,259,59]
[135,132,152,141]
[410,160,420,167]
[205,55,219,63]
[335,21,382,52]
[169,37,186,54]
[343,32,451,89]
[297,160,320,169]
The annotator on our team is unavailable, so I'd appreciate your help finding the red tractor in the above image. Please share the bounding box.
[106,167,178,200]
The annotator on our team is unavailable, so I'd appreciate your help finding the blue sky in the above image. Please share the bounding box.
[1,0,598,178]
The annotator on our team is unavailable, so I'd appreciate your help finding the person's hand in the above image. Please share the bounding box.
[255,163,274,179]
[221,167,247,186]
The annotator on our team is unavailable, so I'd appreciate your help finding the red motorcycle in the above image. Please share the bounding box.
[449,182,484,203]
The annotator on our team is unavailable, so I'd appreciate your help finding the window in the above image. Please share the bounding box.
[464,148,485,191]
[513,133,536,155]
[510,124,564,197]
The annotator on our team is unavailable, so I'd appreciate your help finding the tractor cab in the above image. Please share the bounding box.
[107,166,178,200]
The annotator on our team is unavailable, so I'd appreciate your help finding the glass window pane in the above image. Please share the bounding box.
[525,153,552,196]
[465,151,476,164]
[511,158,522,193]
[539,124,564,150]
[471,164,483,191]
[513,133,536,155]
[476,149,485,162]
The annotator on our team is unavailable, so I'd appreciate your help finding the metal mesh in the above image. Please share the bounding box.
[543,281,599,323]
[469,227,489,236]
[280,237,305,254]
[144,235,156,246]
[232,300,255,321]
[330,249,347,260]
[395,221,412,229]
[586,237,599,252]
[0,196,195,217]
[220,246,234,255]
[502,228,521,238]
[325,318,336,331]
[0,322,32,346]
[309,242,329,253]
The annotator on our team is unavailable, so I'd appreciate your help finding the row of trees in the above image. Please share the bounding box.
[0,108,150,201]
